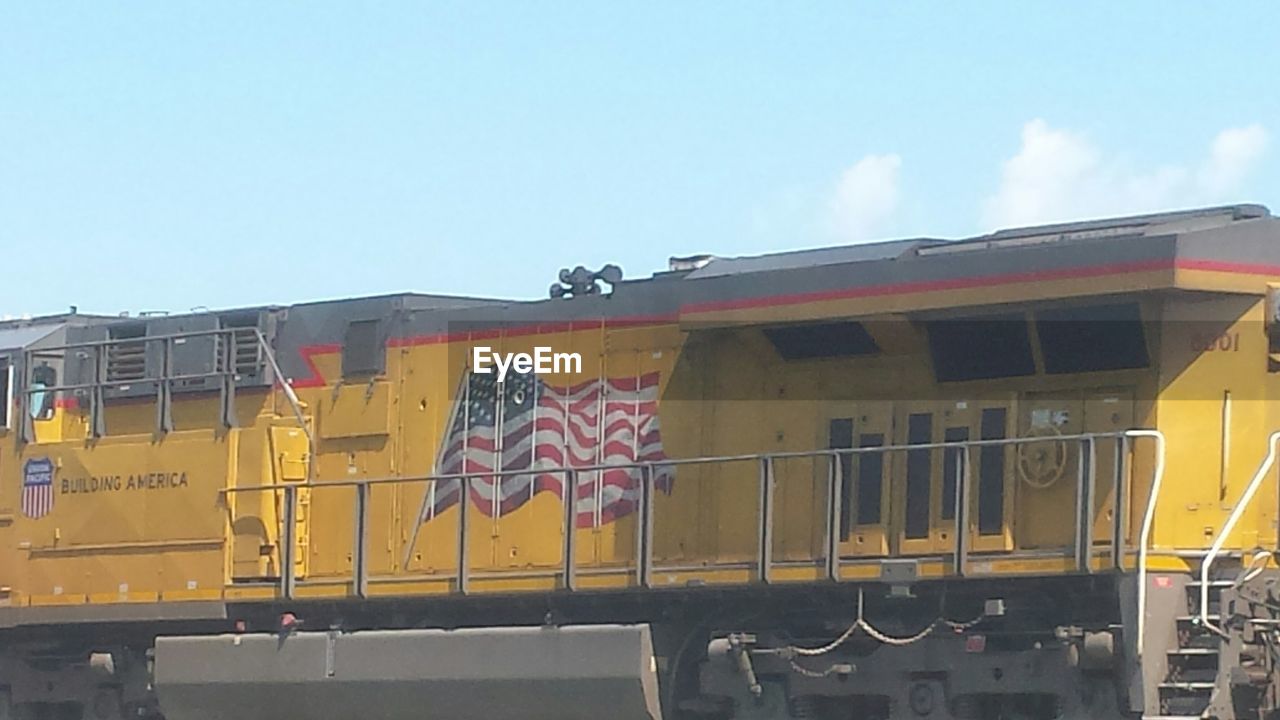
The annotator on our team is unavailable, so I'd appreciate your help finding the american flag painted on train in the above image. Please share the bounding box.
[21,457,56,520]
[420,370,674,528]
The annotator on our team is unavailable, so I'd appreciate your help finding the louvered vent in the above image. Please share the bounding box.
[106,325,148,383]
[216,314,264,377]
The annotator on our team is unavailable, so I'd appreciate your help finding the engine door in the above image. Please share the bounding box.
[829,401,892,558]
[936,403,973,554]
[1084,389,1135,549]
[893,401,948,555]
[888,400,1010,555]
[934,400,1015,554]
[1014,392,1085,550]
[1012,388,1135,553]
[271,426,311,580]
[966,402,1016,552]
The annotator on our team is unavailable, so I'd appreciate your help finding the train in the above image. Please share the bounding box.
[3,203,1280,719]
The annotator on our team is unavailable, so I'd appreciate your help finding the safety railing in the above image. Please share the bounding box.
[224,429,1166,601]
[18,328,312,462]
[1197,430,1280,635]
[1129,429,1166,657]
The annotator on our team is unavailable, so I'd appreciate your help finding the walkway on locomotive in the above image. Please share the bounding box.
[2,204,1279,614]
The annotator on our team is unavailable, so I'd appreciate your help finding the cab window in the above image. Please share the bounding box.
[0,356,11,429]
[29,362,57,421]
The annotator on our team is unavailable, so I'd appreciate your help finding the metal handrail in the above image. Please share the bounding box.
[222,431,1131,493]
[252,327,314,477]
[17,327,313,471]
[1128,429,1167,657]
[20,327,264,352]
[1198,430,1280,635]
[224,430,1159,602]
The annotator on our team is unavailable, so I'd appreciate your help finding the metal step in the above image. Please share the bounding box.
[1168,667,1218,683]
[1160,696,1212,717]
[1180,633,1220,650]
[1185,579,1233,615]
[1176,614,1222,623]
[1155,577,1234,720]
[1186,579,1235,588]
[1176,615,1224,649]
[1159,681,1216,691]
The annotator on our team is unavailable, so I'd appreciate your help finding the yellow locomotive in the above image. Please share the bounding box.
[3,204,1280,719]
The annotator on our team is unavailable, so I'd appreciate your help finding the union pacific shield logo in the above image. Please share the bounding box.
[21,458,55,519]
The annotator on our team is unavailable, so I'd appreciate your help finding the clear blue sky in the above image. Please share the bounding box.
[3,3,1277,316]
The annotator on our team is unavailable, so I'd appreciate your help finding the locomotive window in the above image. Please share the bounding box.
[0,356,10,429]
[828,418,854,539]
[1035,303,1148,374]
[342,319,385,378]
[978,408,1007,536]
[29,363,56,421]
[927,313,1035,382]
[856,433,884,525]
[904,413,932,539]
[941,426,969,520]
[763,321,879,360]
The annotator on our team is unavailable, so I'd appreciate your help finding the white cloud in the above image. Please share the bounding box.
[982,120,1269,230]
[1199,124,1269,197]
[828,153,901,241]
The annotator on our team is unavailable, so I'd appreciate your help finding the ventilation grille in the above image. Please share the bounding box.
[106,326,147,383]
[215,327,263,376]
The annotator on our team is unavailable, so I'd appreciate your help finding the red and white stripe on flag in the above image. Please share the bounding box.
[22,479,54,519]
[425,372,674,528]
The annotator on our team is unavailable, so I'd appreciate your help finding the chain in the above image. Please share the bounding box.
[784,614,984,658]
[788,659,846,678]
[941,614,985,632]
[772,590,987,673]
[856,617,937,646]
[788,622,861,656]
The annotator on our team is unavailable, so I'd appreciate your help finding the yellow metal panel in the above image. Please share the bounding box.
[270,426,311,482]
[223,585,279,601]
[364,578,453,597]
[835,400,893,557]
[1156,295,1269,552]
[894,401,950,555]
[87,591,160,604]
[229,429,278,580]
[14,282,1280,621]
[319,381,392,439]
[1083,389,1135,545]
[28,593,87,606]
[265,424,314,579]
[161,588,223,602]
[0,433,15,602]
[11,433,229,602]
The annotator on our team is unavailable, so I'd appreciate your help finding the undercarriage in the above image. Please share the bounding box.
[6,566,1280,719]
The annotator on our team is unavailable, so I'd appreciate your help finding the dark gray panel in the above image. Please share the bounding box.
[685,238,937,279]
[0,601,228,628]
[47,205,1272,391]
[1177,216,1280,266]
[154,624,661,720]
[341,318,384,377]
